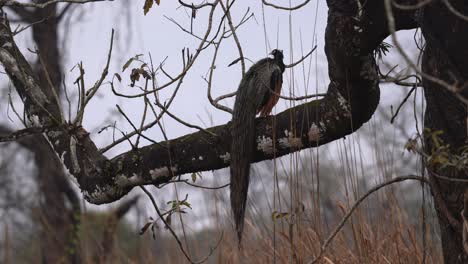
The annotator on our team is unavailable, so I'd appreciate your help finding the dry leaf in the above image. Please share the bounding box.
[143,0,153,15]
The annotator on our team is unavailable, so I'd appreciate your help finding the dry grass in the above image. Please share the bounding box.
[1,165,443,264]
[1,123,443,263]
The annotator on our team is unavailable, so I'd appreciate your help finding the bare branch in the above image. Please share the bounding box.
[153,99,217,137]
[112,1,220,99]
[262,0,311,11]
[285,45,317,68]
[74,29,114,125]
[140,186,220,264]
[178,0,215,9]
[390,85,416,123]
[206,39,234,114]
[442,0,468,22]
[220,0,245,76]
[104,62,188,153]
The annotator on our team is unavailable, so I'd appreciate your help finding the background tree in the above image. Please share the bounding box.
[0,0,467,263]
[0,1,137,263]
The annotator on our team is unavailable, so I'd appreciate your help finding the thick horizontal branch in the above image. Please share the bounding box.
[0,1,417,204]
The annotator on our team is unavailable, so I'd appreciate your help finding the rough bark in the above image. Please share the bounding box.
[420,1,468,262]
[2,4,76,263]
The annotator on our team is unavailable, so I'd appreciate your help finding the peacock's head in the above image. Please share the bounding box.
[270,49,284,61]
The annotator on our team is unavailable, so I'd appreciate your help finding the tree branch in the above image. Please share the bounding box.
[0,1,418,204]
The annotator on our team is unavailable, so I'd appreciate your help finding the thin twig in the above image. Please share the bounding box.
[183,180,229,190]
[37,49,65,123]
[116,104,158,147]
[136,80,151,148]
[220,0,245,76]
[262,0,311,11]
[140,186,221,264]
[74,29,114,125]
[12,16,48,36]
[111,1,220,99]
[206,37,234,114]
[7,86,25,125]
[285,45,317,68]
[390,85,416,123]
[62,77,72,122]
[278,91,325,101]
[442,0,468,22]
[154,99,217,137]
[102,61,188,153]
[178,0,215,9]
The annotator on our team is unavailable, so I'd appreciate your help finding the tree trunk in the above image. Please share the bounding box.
[6,3,80,263]
[30,6,81,263]
[421,0,468,262]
